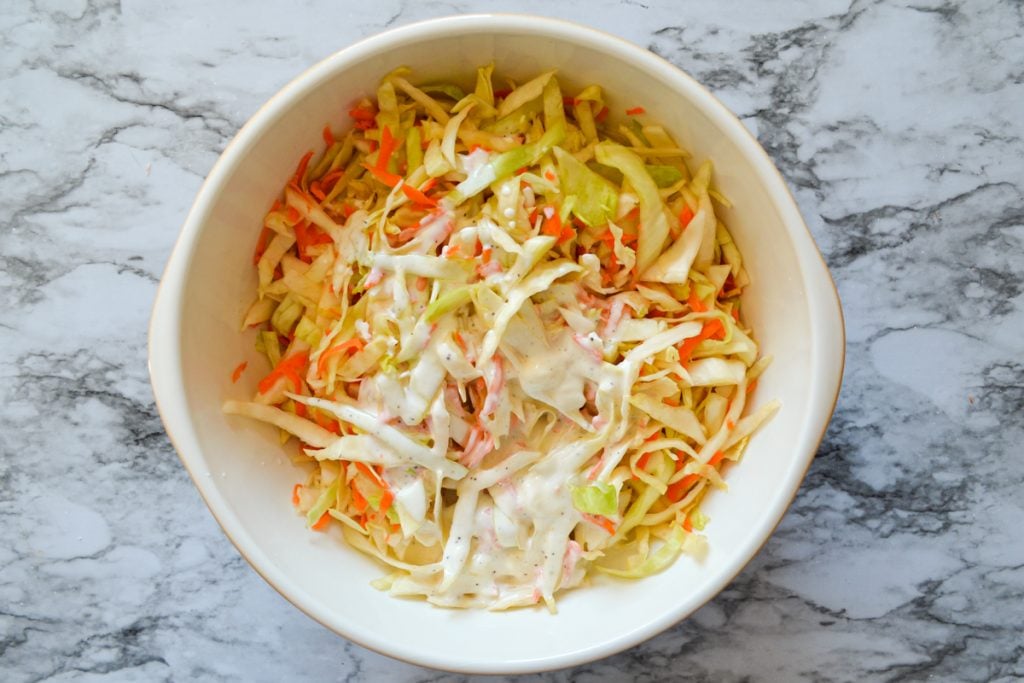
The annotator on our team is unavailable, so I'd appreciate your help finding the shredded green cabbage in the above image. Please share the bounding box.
[223,65,775,611]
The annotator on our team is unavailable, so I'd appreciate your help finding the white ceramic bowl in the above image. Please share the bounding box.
[149,14,844,674]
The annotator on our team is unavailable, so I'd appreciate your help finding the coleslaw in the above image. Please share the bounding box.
[224,66,778,610]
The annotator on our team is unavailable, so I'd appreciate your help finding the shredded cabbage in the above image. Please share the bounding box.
[223,65,776,611]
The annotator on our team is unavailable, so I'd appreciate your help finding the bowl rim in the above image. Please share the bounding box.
[148,12,845,674]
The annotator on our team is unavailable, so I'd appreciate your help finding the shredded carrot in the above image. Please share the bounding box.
[292,484,302,506]
[341,203,356,218]
[726,419,736,431]
[322,125,335,146]
[452,330,467,351]
[379,489,394,515]
[558,224,576,245]
[582,513,616,535]
[355,462,384,487]
[665,451,724,502]
[311,511,331,531]
[293,220,312,262]
[309,181,326,201]
[320,169,343,192]
[704,318,726,340]
[257,351,309,394]
[283,205,301,225]
[746,379,758,395]
[375,126,398,172]
[363,163,401,188]
[317,338,366,375]
[348,105,376,122]
[312,410,341,435]
[677,319,726,365]
[230,361,248,383]
[683,516,693,532]
[415,276,428,291]
[595,106,610,123]
[350,482,369,512]
[544,169,557,182]
[481,247,492,264]
[626,106,646,116]
[400,182,438,207]
[679,204,694,228]
[687,290,707,313]
[562,96,578,107]
[541,210,562,238]
[252,226,272,266]
[292,151,313,185]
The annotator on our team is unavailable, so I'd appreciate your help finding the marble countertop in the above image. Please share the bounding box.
[3,0,1022,680]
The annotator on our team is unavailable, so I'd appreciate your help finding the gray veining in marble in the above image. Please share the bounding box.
[2,0,1022,680]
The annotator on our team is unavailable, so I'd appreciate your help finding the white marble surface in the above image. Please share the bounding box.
[2,0,1022,680]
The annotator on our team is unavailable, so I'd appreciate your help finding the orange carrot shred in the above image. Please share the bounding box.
[258,351,309,394]
[311,512,331,531]
[292,150,313,185]
[350,482,369,512]
[679,204,694,228]
[348,105,376,122]
[400,182,438,207]
[626,106,646,115]
[541,210,562,238]
[309,181,326,201]
[293,220,312,262]
[363,163,401,188]
[677,319,725,365]
[322,125,335,146]
[582,513,616,535]
[355,462,384,487]
[252,226,272,266]
[292,484,302,506]
[313,410,341,435]
[230,361,247,383]
[687,290,707,313]
[375,126,398,172]
[317,338,365,375]
[683,516,693,532]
